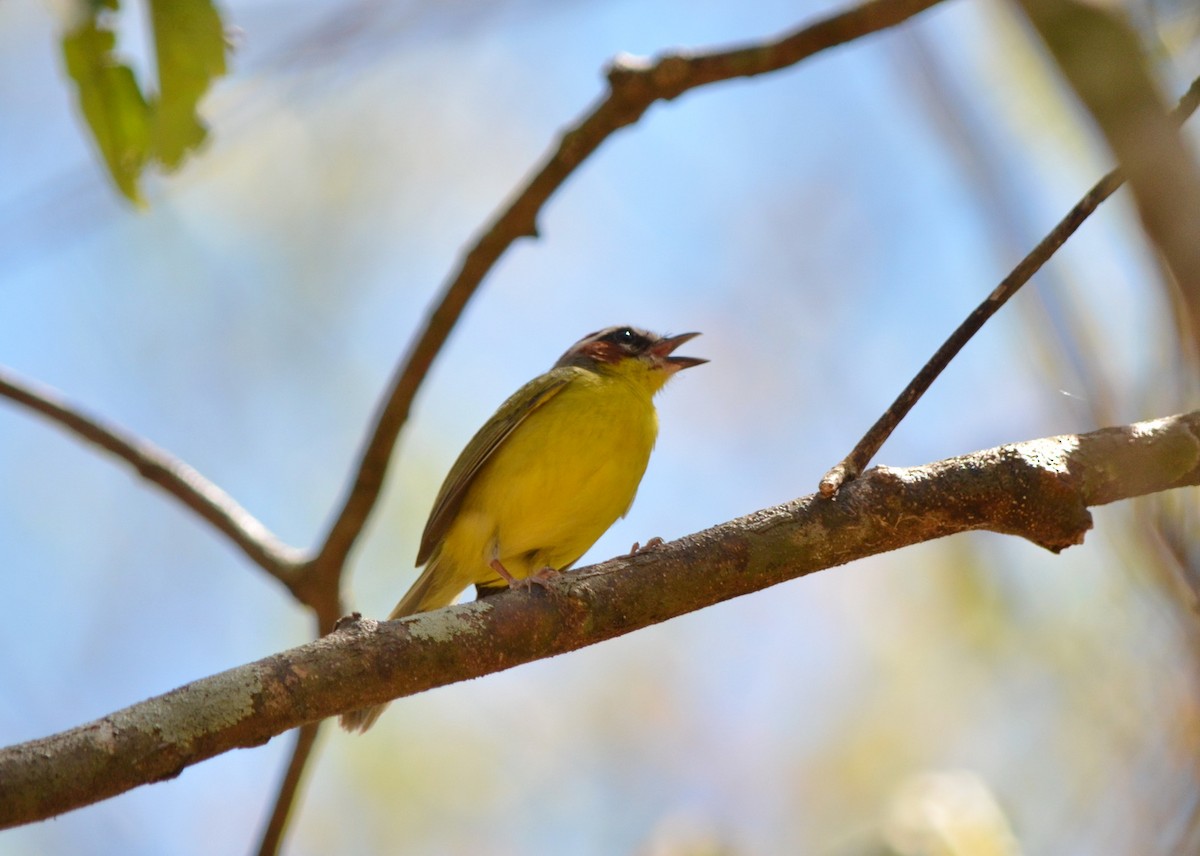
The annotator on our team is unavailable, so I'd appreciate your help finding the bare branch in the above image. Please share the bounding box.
[0,366,304,584]
[310,0,948,575]
[4,410,1197,829]
[1017,0,1200,359]
[819,72,1200,496]
[254,723,321,856]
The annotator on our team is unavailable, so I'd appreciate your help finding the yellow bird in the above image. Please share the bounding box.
[340,325,705,732]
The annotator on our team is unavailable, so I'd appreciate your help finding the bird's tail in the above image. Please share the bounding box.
[338,554,461,733]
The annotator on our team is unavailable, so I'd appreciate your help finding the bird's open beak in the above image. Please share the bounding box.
[651,332,707,372]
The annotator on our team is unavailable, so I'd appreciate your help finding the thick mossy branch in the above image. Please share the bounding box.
[2,411,1197,829]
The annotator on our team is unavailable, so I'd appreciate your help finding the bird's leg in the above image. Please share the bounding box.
[489,559,559,591]
[629,536,665,555]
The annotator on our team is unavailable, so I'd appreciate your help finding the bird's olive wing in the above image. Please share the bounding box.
[415,370,572,566]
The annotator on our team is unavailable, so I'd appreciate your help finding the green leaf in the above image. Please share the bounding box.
[148,0,228,170]
[61,0,153,205]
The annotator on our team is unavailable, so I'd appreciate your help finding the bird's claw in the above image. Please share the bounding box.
[629,537,665,555]
[516,567,560,590]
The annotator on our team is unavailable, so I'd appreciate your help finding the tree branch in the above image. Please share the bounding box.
[819,71,1200,496]
[253,722,321,856]
[0,366,304,584]
[1016,0,1200,360]
[308,0,949,577]
[4,410,1197,829]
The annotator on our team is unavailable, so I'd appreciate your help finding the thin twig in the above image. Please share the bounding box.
[0,366,305,583]
[254,723,321,856]
[310,0,948,577]
[254,610,339,856]
[819,72,1200,496]
[4,409,1198,828]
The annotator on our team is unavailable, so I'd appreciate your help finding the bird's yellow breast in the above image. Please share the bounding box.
[441,368,658,586]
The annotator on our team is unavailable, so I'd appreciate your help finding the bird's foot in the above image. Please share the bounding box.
[629,537,665,555]
[522,566,561,590]
[489,559,559,591]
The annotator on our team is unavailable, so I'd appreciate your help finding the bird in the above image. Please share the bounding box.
[339,325,706,732]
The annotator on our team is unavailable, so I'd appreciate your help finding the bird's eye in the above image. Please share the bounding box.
[597,327,645,352]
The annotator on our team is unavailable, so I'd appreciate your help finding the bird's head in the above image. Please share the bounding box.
[555,326,707,394]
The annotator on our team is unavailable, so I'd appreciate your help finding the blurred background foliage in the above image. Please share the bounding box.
[60,0,226,203]
[2,0,1199,853]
